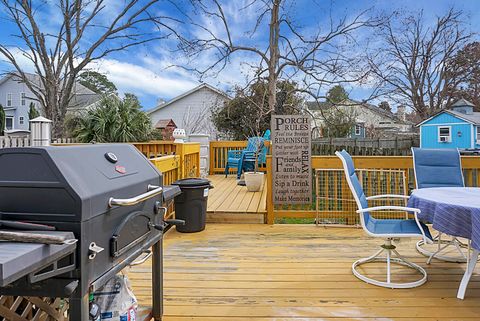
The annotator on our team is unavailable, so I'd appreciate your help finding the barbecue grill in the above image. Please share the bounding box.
[0,144,182,321]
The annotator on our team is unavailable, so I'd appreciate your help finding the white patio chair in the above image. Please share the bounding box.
[336,150,433,288]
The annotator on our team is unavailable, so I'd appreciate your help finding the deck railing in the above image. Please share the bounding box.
[209,140,270,175]
[145,143,201,219]
[266,155,480,224]
[133,141,201,178]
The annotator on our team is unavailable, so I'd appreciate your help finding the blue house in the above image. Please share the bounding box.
[417,99,480,149]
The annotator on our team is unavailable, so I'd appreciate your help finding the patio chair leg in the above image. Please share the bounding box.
[352,239,427,289]
[386,249,391,284]
[457,248,479,300]
[417,233,471,263]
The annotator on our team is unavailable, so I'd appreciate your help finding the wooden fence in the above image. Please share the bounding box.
[209,140,270,175]
[312,137,419,156]
[265,155,480,224]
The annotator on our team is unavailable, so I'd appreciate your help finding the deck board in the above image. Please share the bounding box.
[206,175,266,223]
[128,224,480,320]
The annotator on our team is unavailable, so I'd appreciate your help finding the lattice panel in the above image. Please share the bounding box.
[315,168,408,225]
[0,296,68,321]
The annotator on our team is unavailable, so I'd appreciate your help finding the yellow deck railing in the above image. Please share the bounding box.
[266,155,480,225]
[133,141,201,179]
[139,142,201,219]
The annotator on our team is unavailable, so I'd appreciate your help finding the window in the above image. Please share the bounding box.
[438,126,451,143]
[21,92,26,106]
[477,126,480,143]
[6,93,12,107]
[19,116,24,125]
[5,117,13,130]
[355,124,362,136]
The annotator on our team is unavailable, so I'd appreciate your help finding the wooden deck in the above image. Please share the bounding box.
[128,224,480,321]
[206,175,267,223]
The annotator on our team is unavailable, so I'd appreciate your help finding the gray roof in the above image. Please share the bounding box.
[447,110,480,125]
[452,98,475,107]
[306,99,411,124]
[68,93,103,110]
[416,109,480,127]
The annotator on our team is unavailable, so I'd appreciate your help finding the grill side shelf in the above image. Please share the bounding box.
[0,231,77,287]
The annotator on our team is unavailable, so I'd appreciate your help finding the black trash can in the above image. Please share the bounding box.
[172,178,213,232]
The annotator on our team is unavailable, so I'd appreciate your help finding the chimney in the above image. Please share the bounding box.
[396,105,406,122]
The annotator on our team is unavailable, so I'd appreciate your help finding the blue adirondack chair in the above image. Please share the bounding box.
[225,136,264,179]
[225,131,270,179]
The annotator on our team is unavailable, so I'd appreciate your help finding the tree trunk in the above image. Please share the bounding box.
[268,0,281,115]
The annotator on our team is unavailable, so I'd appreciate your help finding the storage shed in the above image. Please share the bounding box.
[417,99,480,149]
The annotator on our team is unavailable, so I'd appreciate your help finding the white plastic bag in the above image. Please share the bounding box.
[94,274,138,321]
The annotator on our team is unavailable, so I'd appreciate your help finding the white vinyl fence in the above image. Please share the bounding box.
[0,136,78,148]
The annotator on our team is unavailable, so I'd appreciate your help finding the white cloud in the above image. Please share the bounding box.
[88,58,199,100]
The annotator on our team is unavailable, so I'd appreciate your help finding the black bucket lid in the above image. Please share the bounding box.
[172,178,211,187]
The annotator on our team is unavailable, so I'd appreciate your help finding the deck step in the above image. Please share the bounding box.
[205,175,267,223]
[206,212,265,224]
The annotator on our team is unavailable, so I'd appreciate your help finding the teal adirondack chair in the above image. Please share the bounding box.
[225,131,270,179]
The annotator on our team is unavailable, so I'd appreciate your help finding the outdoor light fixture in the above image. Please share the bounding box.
[173,128,187,143]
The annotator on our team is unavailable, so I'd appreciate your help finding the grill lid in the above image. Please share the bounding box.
[0,144,162,222]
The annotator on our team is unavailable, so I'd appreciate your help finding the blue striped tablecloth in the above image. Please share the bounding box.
[408,187,480,251]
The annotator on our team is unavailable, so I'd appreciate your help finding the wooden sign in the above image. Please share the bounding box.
[271,115,312,204]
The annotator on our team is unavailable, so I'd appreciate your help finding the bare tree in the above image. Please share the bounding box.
[183,0,382,116]
[0,0,183,136]
[445,41,480,110]
[369,9,472,119]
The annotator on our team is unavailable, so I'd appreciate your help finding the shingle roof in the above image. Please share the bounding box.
[155,119,176,129]
[452,98,475,107]
[306,99,412,124]
[447,110,480,125]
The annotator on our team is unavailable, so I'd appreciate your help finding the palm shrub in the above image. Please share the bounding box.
[73,95,152,143]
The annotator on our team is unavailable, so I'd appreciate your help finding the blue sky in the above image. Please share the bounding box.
[0,0,479,111]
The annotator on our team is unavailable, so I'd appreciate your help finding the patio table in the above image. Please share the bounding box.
[408,187,480,299]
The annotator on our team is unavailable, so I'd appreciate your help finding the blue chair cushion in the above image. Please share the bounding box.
[366,217,433,240]
[412,148,464,189]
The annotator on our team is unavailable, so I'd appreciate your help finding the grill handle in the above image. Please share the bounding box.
[109,185,162,207]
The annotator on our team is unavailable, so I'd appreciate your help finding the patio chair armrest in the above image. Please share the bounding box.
[356,206,420,213]
[366,194,410,200]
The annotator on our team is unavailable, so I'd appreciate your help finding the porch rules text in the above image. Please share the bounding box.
[271,115,312,204]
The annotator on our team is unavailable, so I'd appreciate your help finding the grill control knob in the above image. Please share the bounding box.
[104,152,118,163]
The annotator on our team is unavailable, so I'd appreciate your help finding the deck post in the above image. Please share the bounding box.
[266,156,274,224]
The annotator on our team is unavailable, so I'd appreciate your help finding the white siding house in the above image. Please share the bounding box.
[146,84,230,140]
[0,72,101,132]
